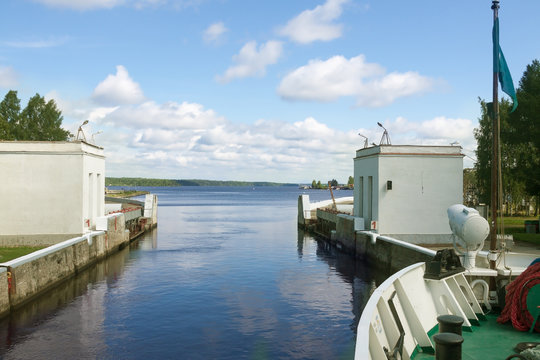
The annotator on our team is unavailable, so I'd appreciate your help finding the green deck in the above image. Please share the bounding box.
[414,313,539,359]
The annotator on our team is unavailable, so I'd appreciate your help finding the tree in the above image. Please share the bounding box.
[463,168,477,207]
[329,179,338,187]
[347,176,354,186]
[18,94,70,141]
[311,179,317,189]
[474,98,527,214]
[0,91,70,141]
[509,60,540,208]
[0,90,20,140]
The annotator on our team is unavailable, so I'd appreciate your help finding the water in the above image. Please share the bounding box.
[0,186,390,359]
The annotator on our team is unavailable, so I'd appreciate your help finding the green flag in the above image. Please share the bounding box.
[493,17,518,112]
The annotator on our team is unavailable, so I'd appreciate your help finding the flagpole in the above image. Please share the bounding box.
[490,0,500,271]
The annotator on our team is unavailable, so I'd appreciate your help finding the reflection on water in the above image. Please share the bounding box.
[0,187,391,360]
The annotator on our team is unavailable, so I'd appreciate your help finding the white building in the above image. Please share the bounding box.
[0,141,105,246]
[353,145,463,244]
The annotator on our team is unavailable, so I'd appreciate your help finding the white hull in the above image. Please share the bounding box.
[355,262,483,360]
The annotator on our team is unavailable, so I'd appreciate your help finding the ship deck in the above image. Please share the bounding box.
[415,313,539,359]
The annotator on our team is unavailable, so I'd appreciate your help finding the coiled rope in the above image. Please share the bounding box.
[497,262,540,332]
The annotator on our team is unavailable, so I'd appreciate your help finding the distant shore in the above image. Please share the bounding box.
[106,177,299,187]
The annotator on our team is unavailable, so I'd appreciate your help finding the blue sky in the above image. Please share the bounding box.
[1,0,539,183]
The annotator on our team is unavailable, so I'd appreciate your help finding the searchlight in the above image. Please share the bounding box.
[447,204,490,269]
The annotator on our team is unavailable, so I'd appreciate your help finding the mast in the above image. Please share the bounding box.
[489,0,500,271]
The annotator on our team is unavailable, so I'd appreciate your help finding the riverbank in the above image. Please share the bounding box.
[106,189,149,198]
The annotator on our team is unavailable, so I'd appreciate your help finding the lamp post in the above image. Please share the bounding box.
[76,120,89,142]
[91,130,103,144]
[358,133,368,148]
[377,122,391,145]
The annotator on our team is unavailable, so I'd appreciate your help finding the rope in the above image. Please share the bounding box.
[497,262,540,332]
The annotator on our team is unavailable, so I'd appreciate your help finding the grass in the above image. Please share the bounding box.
[106,190,149,198]
[498,216,540,245]
[0,246,45,262]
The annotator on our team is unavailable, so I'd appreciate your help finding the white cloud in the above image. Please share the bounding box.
[54,86,475,181]
[382,116,477,162]
[203,22,228,44]
[4,36,69,48]
[92,65,145,106]
[101,100,225,130]
[216,40,283,83]
[32,0,124,10]
[0,66,18,88]
[278,0,348,44]
[278,55,433,107]
[356,71,434,107]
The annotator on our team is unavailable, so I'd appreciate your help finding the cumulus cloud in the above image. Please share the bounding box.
[216,40,283,83]
[0,66,18,88]
[92,65,145,106]
[278,0,348,44]
[100,101,225,130]
[382,116,476,154]
[32,0,124,10]
[89,95,362,180]
[57,71,473,181]
[203,22,228,44]
[277,55,433,107]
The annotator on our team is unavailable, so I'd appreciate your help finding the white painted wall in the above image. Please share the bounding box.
[0,141,105,239]
[354,145,463,241]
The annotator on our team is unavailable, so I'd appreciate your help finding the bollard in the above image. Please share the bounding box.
[433,332,464,360]
[437,314,464,336]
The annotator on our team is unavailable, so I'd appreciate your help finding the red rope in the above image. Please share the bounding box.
[497,262,540,332]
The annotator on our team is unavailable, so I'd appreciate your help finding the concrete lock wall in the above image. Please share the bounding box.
[354,232,433,273]
[1,213,130,311]
[0,269,9,317]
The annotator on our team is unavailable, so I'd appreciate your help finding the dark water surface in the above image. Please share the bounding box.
[0,187,389,359]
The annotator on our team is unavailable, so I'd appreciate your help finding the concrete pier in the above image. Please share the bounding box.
[298,194,435,273]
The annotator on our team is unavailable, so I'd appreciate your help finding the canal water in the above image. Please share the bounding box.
[0,186,390,360]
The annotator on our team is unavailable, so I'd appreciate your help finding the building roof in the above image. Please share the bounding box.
[355,144,463,159]
[0,140,104,157]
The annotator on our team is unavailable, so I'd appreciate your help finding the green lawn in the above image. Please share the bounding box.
[499,216,540,245]
[0,246,45,262]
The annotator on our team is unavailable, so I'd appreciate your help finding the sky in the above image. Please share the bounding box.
[1,0,539,184]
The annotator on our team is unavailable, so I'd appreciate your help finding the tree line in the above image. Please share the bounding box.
[310,176,354,189]
[474,59,540,215]
[0,90,70,141]
[106,177,298,187]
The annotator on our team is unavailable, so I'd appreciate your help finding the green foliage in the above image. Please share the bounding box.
[474,98,528,212]
[0,90,20,140]
[329,179,338,187]
[347,176,354,186]
[0,90,70,141]
[105,177,296,187]
[463,168,477,206]
[509,60,540,197]
[474,59,540,215]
